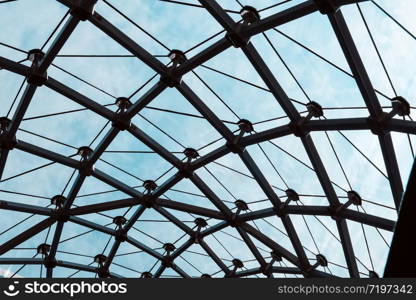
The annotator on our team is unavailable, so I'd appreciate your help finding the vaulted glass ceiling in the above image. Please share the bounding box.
[0,0,415,278]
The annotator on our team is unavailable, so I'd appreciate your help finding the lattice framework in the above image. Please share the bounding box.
[0,0,413,278]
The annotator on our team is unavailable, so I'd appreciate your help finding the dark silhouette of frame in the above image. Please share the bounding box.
[0,0,414,278]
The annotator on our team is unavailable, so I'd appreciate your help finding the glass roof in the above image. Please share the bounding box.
[0,0,415,278]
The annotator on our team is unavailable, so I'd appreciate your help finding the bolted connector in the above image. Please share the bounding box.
[27,49,44,64]
[163,243,175,254]
[51,195,66,209]
[27,49,48,86]
[306,101,324,119]
[335,190,362,214]
[168,49,187,66]
[115,228,127,242]
[115,97,132,111]
[367,113,390,136]
[315,254,328,268]
[162,243,175,267]
[238,119,254,134]
[141,271,153,278]
[143,180,157,193]
[391,96,410,117]
[231,199,248,225]
[160,64,182,87]
[368,271,379,278]
[77,146,94,176]
[224,12,251,48]
[113,216,127,228]
[44,258,57,269]
[37,243,51,256]
[71,0,98,21]
[230,258,244,275]
[263,251,283,275]
[285,189,300,202]
[0,117,15,150]
[97,267,110,278]
[270,251,283,262]
[142,194,155,208]
[194,218,208,243]
[232,258,244,268]
[111,102,131,130]
[94,254,107,266]
[77,146,93,160]
[313,0,339,14]
[347,190,362,206]
[235,199,249,212]
[309,254,328,272]
[225,138,245,154]
[240,6,260,24]
[0,117,11,133]
[183,148,199,162]
[194,217,208,228]
[289,119,307,137]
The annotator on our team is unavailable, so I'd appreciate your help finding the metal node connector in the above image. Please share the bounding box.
[240,6,260,24]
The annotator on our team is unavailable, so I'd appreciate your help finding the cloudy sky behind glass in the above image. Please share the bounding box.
[0,0,415,278]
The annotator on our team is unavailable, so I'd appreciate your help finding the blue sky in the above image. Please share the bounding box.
[0,0,415,278]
